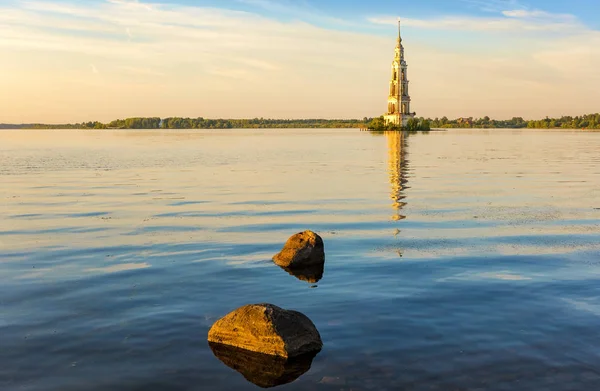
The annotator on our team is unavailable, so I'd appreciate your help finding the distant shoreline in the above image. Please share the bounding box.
[2,127,598,132]
[1,113,599,131]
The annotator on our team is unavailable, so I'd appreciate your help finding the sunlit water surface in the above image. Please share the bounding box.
[1,129,600,390]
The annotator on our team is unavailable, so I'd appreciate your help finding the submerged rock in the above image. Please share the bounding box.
[273,230,325,269]
[281,263,324,284]
[209,342,318,388]
[207,303,322,358]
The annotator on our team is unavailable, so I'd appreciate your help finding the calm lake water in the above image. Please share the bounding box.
[2,129,600,390]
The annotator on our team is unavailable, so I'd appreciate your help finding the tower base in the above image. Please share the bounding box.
[384,113,416,128]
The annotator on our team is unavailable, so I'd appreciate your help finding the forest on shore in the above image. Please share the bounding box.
[2,113,599,130]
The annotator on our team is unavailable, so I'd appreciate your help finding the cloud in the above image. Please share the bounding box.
[461,0,523,13]
[502,9,547,18]
[236,0,349,26]
[369,9,583,32]
[107,0,154,12]
[502,9,577,22]
[237,0,308,14]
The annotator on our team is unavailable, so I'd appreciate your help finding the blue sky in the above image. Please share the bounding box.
[136,0,600,30]
[0,0,598,122]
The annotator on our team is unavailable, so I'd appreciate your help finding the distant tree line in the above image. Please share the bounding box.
[0,122,105,130]
[2,118,368,130]
[160,118,367,129]
[426,113,600,129]
[2,113,599,130]
[107,117,161,129]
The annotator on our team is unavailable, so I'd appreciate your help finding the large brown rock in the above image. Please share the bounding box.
[273,230,325,268]
[209,342,318,388]
[207,303,322,358]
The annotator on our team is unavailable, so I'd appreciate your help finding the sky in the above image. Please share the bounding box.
[0,0,599,123]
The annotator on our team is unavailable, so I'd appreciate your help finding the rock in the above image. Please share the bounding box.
[281,263,324,284]
[273,230,325,269]
[209,342,318,388]
[207,303,323,358]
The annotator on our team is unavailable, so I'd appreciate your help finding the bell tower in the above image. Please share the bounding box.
[384,19,415,128]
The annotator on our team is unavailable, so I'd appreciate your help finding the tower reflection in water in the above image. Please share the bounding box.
[386,131,409,222]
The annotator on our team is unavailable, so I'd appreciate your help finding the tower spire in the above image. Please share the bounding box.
[397,17,402,46]
[398,17,401,42]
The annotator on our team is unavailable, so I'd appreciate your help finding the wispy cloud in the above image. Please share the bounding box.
[502,9,577,22]
[461,0,523,13]
[236,0,349,25]
[369,9,583,32]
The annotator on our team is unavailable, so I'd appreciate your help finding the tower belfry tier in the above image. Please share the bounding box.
[383,19,415,128]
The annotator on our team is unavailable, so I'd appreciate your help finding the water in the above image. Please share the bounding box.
[1,129,600,390]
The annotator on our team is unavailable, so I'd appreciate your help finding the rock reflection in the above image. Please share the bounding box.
[209,342,318,388]
[280,263,324,284]
[386,131,409,221]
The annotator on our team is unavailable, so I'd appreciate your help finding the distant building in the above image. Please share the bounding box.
[383,19,416,128]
